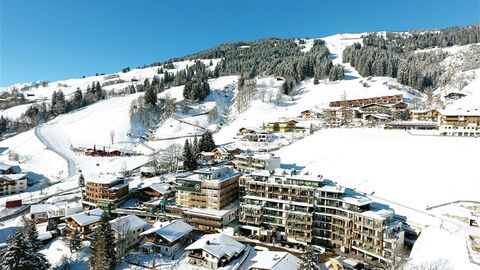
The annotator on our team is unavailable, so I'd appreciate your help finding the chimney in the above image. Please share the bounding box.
[206,240,210,245]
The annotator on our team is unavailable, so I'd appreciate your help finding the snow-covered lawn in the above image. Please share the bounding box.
[0,129,68,180]
[275,128,480,213]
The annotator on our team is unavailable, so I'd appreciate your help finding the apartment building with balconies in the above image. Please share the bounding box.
[0,174,27,196]
[239,169,323,245]
[313,181,404,264]
[84,177,129,210]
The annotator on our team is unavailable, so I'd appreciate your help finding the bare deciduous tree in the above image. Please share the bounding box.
[158,144,182,173]
[110,130,115,145]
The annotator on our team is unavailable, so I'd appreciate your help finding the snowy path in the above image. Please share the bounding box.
[35,124,77,177]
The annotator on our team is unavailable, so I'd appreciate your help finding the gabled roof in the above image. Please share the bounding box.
[0,162,12,171]
[110,215,149,235]
[141,219,193,243]
[144,183,174,195]
[30,204,51,215]
[185,233,245,259]
[213,147,228,155]
[68,208,104,226]
[250,250,301,270]
[0,174,27,181]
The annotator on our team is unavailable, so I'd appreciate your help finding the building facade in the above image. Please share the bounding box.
[239,169,322,245]
[265,120,304,133]
[84,177,129,209]
[174,166,241,231]
[439,109,480,137]
[238,169,405,264]
[235,152,281,173]
[0,174,27,196]
[329,94,404,108]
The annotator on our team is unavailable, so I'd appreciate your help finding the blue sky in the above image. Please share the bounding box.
[1,0,479,86]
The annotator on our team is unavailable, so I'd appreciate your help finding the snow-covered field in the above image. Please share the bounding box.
[275,128,480,211]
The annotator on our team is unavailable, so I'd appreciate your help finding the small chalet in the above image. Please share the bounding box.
[141,219,194,257]
[250,250,301,270]
[410,109,441,122]
[299,109,320,119]
[61,208,104,239]
[141,183,175,200]
[185,233,246,269]
[391,102,408,110]
[237,128,273,143]
[110,215,150,257]
[265,120,304,133]
[364,114,392,123]
[197,152,215,163]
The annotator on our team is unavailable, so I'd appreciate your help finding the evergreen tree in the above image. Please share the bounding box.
[78,173,85,188]
[0,230,50,270]
[298,247,319,270]
[192,136,199,155]
[68,229,82,253]
[89,212,117,270]
[0,116,8,135]
[199,131,216,152]
[25,219,41,252]
[94,82,103,101]
[51,90,66,116]
[144,83,157,107]
[182,140,197,171]
[72,88,84,109]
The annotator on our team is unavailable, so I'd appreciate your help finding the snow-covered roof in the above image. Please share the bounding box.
[109,215,149,235]
[440,108,480,117]
[185,233,245,259]
[361,209,394,221]
[109,182,129,191]
[37,232,53,241]
[213,147,229,155]
[69,208,104,226]
[30,204,51,214]
[364,113,392,120]
[0,174,27,181]
[140,166,156,173]
[199,151,215,157]
[87,176,121,185]
[0,162,12,171]
[140,219,193,243]
[145,183,174,195]
[250,250,301,270]
[235,152,279,160]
